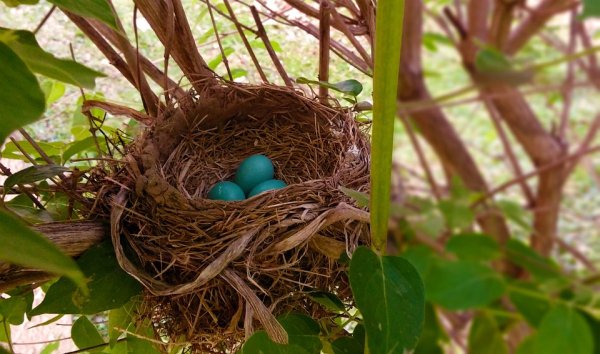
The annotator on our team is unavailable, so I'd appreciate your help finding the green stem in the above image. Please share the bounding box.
[371,0,406,253]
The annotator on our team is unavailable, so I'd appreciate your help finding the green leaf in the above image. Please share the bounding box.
[108,300,137,347]
[581,311,600,354]
[4,165,69,190]
[0,296,27,325]
[426,260,505,310]
[63,137,98,162]
[0,29,105,89]
[0,42,45,143]
[582,0,600,18]
[31,241,141,316]
[468,312,508,354]
[445,234,501,262]
[332,80,363,96]
[496,200,530,230]
[241,314,322,354]
[534,305,594,354]
[475,47,512,73]
[47,0,119,31]
[506,239,563,281]
[71,316,104,352]
[339,186,369,208]
[438,200,475,231]
[208,47,234,70]
[125,319,160,354]
[331,337,363,354]
[508,282,551,327]
[41,80,66,105]
[349,247,425,353]
[1,0,39,6]
[516,335,537,354]
[0,210,86,291]
[414,303,445,354]
[400,245,440,281]
[40,341,59,354]
[307,291,345,313]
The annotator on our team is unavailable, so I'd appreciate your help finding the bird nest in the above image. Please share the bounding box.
[103,83,371,352]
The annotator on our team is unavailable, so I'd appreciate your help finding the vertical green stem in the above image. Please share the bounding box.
[370,0,406,252]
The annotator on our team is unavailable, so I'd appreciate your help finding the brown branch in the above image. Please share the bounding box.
[489,0,519,49]
[33,5,56,35]
[506,0,578,55]
[133,0,216,92]
[206,0,233,81]
[250,6,293,87]
[222,0,269,83]
[318,0,331,102]
[467,0,490,41]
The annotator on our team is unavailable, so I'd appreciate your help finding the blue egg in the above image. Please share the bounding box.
[248,179,287,198]
[207,181,245,201]
[234,154,275,194]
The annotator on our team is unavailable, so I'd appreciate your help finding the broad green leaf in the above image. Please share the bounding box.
[400,245,440,281]
[582,0,600,18]
[339,186,369,208]
[6,194,53,224]
[438,200,475,231]
[516,335,537,354]
[331,337,363,354]
[581,311,600,354]
[296,78,363,97]
[47,0,119,31]
[534,305,594,354]
[31,241,141,316]
[496,200,530,230]
[0,296,27,325]
[0,320,8,343]
[506,239,563,281]
[508,282,551,327]
[63,137,98,162]
[468,313,508,354]
[241,314,322,354]
[0,210,86,290]
[1,0,39,6]
[40,341,59,354]
[71,316,104,352]
[370,0,404,251]
[445,234,500,262]
[108,300,137,347]
[4,165,69,190]
[0,42,45,143]
[426,260,505,310]
[0,29,105,89]
[349,247,425,353]
[40,80,66,105]
[307,291,345,313]
[208,47,234,70]
[1,140,65,163]
[126,319,161,354]
[414,303,445,354]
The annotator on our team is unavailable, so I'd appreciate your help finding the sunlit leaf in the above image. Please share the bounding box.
[0,29,105,89]
[47,0,119,31]
[0,42,45,143]
[339,186,369,208]
[0,0,39,6]
[0,210,86,291]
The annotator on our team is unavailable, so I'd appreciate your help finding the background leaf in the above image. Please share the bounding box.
[31,241,141,315]
[349,246,425,353]
[4,165,69,190]
[0,29,105,89]
[331,337,363,354]
[47,0,119,31]
[468,312,508,354]
[426,260,505,310]
[0,210,86,290]
[71,316,104,352]
[582,0,600,18]
[534,305,594,354]
[445,234,500,262]
[0,42,45,143]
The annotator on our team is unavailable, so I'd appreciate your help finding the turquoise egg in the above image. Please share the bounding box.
[207,181,245,201]
[234,154,275,194]
[248,179,287,198]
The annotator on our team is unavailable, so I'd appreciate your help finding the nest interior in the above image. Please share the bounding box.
[104,83,371,351]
